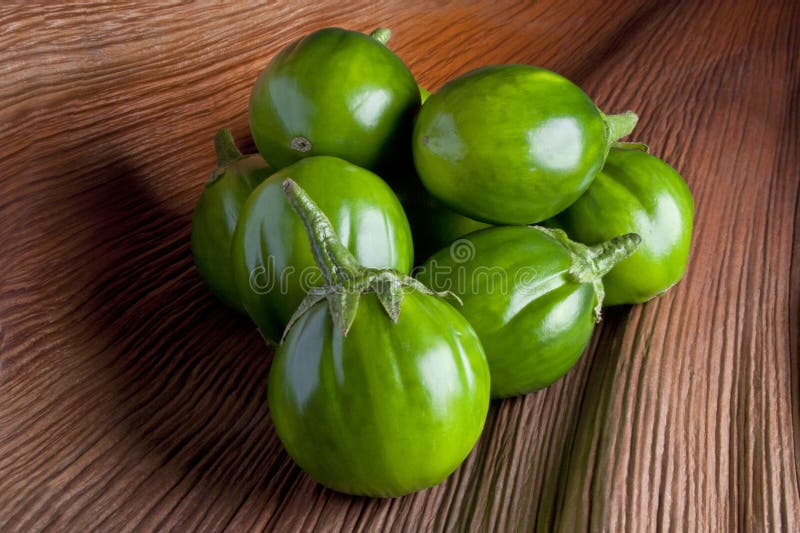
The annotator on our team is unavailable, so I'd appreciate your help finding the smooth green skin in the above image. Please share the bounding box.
[385,85,489,259]
[269,289,490,497]
[249,28,420,171]
[191,155,270,311]
[418,226,597,398]
[230,156,413,340]
[413,64,610,224]
[555,148,694,305]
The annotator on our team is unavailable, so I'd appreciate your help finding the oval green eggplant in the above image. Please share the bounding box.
[230,156,413,340]
[413,64,638,224]
[249,27,419,171]
[191,129,271,311]
[555,146,694,305]
[269,179,490,497]
[385,85,488,259]
[418,226,640,398]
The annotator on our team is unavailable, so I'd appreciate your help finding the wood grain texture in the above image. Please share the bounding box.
[1,1,798,531]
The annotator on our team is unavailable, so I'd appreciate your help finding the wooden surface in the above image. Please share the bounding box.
[1,1,798,531]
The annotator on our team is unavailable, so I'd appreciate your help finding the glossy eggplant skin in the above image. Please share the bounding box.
[413,65,630,225]
[418,226,602,398]
[555,147,694,305]
[249,28,420,171]
[269,289,490,497]
[191,145,270,312]
[230,156,413,340]
[382,84,490,259]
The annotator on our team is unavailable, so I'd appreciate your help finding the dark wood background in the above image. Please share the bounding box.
[1,1,798,531]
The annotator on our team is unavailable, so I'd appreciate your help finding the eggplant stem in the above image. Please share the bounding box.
[603,111,638,143]
[282,179,362,286]
[214,128,243,166]
[533,226,641,321]
[588,233,642,279]
[281,179,454,338]
[370,28,391,45]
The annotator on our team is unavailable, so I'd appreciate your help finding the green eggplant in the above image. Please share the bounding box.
[420,85,489,254]
[555,146,694,305]
[412,64,638,224]
[230,156,413,340]
[191,129,271,311]
[249,27,419,171]
[269,179,490,497]
[417,226,640,398]
[387,85,490,261]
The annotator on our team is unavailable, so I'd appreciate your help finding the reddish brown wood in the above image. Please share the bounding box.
[1,1,798,531]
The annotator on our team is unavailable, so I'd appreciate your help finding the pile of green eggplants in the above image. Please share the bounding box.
[191,27,694,497]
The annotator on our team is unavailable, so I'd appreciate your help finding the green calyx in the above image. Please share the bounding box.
[612,141,649,152]
[370,27,392,45]
[534,227,641,321]
[206,128,244,185]
[282,179,452,340]
[214,128,244,166]
[602,110,639,145]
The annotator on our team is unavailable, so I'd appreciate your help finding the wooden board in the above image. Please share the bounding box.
[1,1,798,530]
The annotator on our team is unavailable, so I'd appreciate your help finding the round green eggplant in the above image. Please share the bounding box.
[231,156,413,340]
[191,129,270,311]
[384,85,488,259]
[249,27,419,171]
[418,226,640,398]
[269,179,490,497]
[412,64,638,224]
[555,146,694,305]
